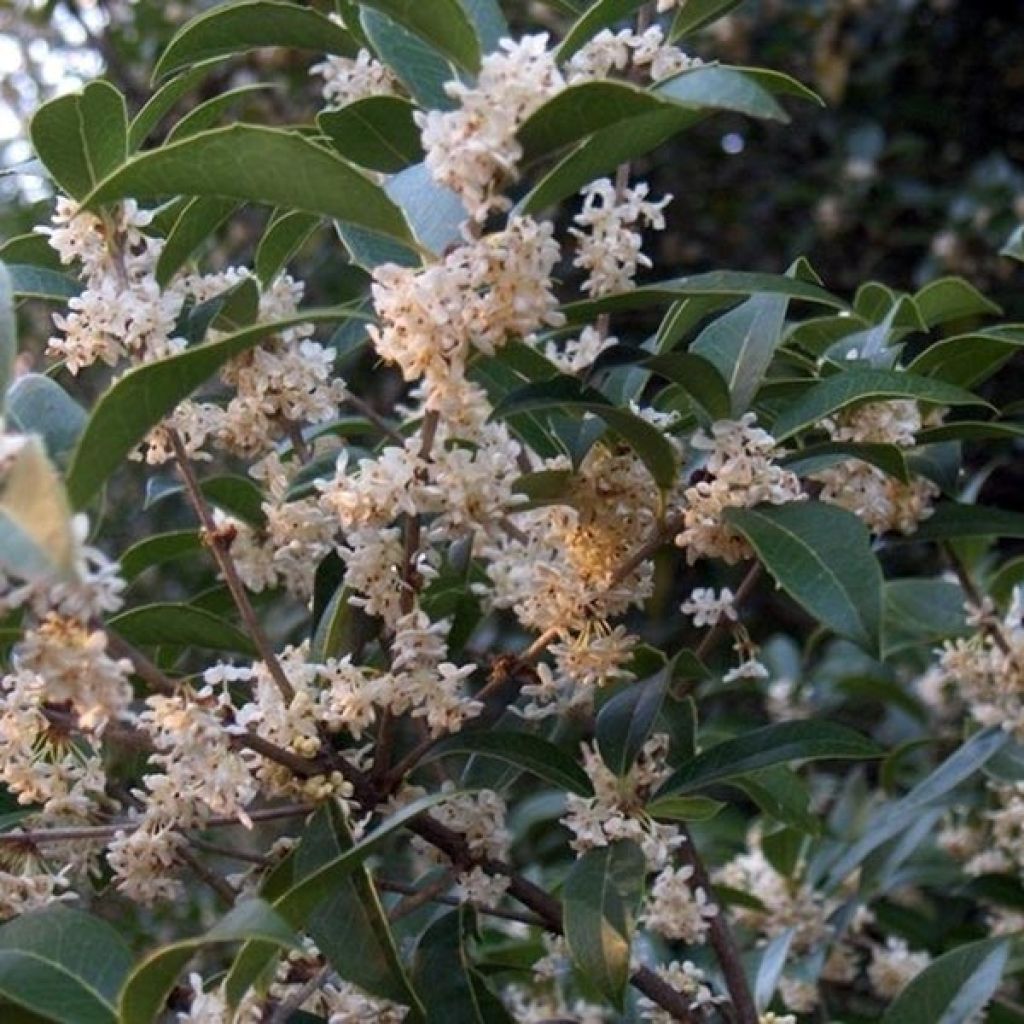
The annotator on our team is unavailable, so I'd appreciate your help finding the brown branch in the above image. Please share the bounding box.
[104,630,179,695]
[944,542,1012,656]
[387,869,455,922]
[695,561,763,662]
[179,843,238,907]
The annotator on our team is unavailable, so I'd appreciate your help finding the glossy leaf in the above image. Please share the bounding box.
[164,84,276,145]
[644,351,732,420]
[908,331,1024,387]
[64,306,363,509]
[645,794,725,822]
[155,195,238,285]
[0,907,132,1024]
[563,841,646,1009]
[361,0,480,72]
[659,720,880,796]
[120,530,201,582]
[6,265,80,302]
[255,210,319,285]
[771,368,988,440]
[725,502,883,651]
[83,126,414,247]
[318,96,423,173]
[894,502,1024,543]
[361,9,454,111]
[913,276,1001,329]
[107,603,257,656]
[128,61,223,150]
[669,0,744,39]
[882,579,969,657]
[596,658,674,776]
[154,1,356,80]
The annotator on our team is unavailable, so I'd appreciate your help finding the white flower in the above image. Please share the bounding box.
[311,48,397,107]
[867,937,930,999]
[681,587,737,628]
[642,864,718,943]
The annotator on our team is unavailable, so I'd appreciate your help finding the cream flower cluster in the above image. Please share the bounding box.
[311,48,398,107]
[642,864,719,943]
[417,35,565,221]
[571,178,672,296]
[812,399,939,535]
[568,25,700,85]
[638,960,719,1022]
[675,414,804,563]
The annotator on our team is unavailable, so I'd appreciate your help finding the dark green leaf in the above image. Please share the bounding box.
[563,841,646,1009]
[108,603,257,656]
[65,306,362,509]
[596,659,673,776]
[128,61,224,150]
[361,0,480,72]
[310,585,379,661]
[771,369,988,441]
[736,766,821,834]
[6,265,80,302]
[644,351,731,420]
[154,1,356,80]
[318,96,423,173]
[893,502,1024,543]
[646,794,725,822]
[725,502,883,651]
[882,579,969,657]
[781,441,911,484]
[0,234,63,271]
[669,0,744,39]
[361,9,455,111]
[913,277,1001,329]
[120,530,201,582]
[425,730,592,796]
[84,126,414,248]
[558,0,649,60]
[658,720,880,796]
[155,195,238,286]
[255,210,319,285]
[907,332,1024,388]
[658,63,787,121]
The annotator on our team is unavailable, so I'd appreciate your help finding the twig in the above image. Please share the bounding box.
[695,561,763,661]
[104,630,179,695]
[179,844,238,907]
[387,870,455,922]
[267,964,333,1024]
[168,429,295,703]
[375,877,546,927]
[943,542,1012,656]
[344,391,406,445]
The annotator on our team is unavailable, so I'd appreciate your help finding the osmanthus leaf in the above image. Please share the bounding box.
[144,473,266,526]
[562,271,844,325]
[882,579,969,658]
[0,262,15,405]
[360,0,481,73]
[907,331,1024,388]
[118,900,300,1024]
[645,794,725,822]
[915,421,1024,444]
[889,502,1024,543]
[460,0,509,52]
[735,765,821,835]
[815,726,1009,891]
[657,63,788,121]
[107,603,258,656]
[153,0,356,80]
[0,907,132,1024]
[318,96,423,173]
[557,0,650,60]
[255,210,319,285]
[360,9,455,111]
[82,126,415,249]
[0,233,63,271]
[882,938,1009,1024]
[512,468,576,506]
[563,840,646,1009]
[691,291,788,414]
[166,83,279,145]
[411,908,514,1024]
[0,437,76,582]
[6,374,86,467]
[669,0,745,39]
[913,276,1001,330]
[128,60,224,151]
[225,794,445,1012]
[422,730,594,796]
[292,803,424,1011]
[155,195,239,286]
[29,81,128,199]
[491,376,678,489]
[657,720,880,797]
[119,530,202,583]
[6,265,80,302]
[64,305,365,510]
[769,368,989,441]
[643,351,731,421]
[725,502,883,652]
[596,657,675,777]
[311,584,380,661]
[781,441,911,484]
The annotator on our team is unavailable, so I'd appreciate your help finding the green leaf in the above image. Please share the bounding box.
[119,900,300,1024]
[361,0,481,72]
[412,908,513,1024]
[596,659,673,776]
[423,730,593,796]
[154,1,356,80]
[725,502,883,651]
[753,928,794,1012]
[913,277,1001,329]
[882,579,969,658]
[658,720,879,796]
[107,603,258,656]
[563,841,646,1009]
[1001,225,1024,263]
[155,195,238,286]
[83,126,414,248]
[6,374,87,466]
[64,306,363,509]
[225,794,444,1009]
[0,262,16,405]
[0,437,76,581]
[120,530,201,582]
[318,96,424,173]
[770,368,988,441]
[736,766,821,834]
[255,210,319,285]
[7,265,81,302]
[882,938,1008,1024]
[657,63,787,122]
[361,9,455,111]
[915,421,1024,444]
[907,331,1024,388]
[0,233,63,271]
[29,81,128,199]
[144,474,267,526]
[294,803,423,1010]
[459,0,508,51]
[894,502,1024,543]
[311,584,379,661]
[691,292,788,414]
[167,84,277,145]
[0,907,132,1024]
[558,0,649,60]
[644,351,731,420]
[128,61,224,150]
[492,376,678,489]
[646,794,725,822]
[781,441,911,484]
[669,0,744,39]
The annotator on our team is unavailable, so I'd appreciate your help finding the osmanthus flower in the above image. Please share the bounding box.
[565,25,700,85]
[867,937,931,999]
[637,960,719,1021]
[812,399,940,535]
[310,48,398,108]
[642,864,719,943]
[0,859,74,921]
